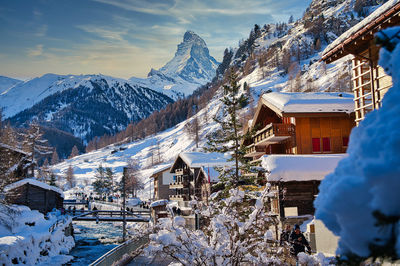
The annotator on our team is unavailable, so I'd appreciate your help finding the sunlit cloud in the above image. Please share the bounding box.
[27,44,43,57]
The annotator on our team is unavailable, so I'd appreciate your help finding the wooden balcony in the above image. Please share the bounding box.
[253,123,295,147]
[169,194,188,201]
[244,143,266,158]
[170,181,186,189]
[175,168,189,175]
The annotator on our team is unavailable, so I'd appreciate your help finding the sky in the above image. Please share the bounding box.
[0,0,311,80]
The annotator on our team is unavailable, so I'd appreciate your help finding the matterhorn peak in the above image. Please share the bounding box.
[157,30,219,84]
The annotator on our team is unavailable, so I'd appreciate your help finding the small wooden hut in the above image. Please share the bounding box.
[4,179,64,214]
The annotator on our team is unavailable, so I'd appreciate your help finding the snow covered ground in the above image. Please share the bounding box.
[0,204,74,265]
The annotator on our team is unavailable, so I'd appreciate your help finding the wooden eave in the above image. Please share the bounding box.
[321,2,400,63]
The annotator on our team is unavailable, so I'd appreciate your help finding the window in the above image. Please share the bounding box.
[322,137,331,152]
[343,136,349,147]
[312,138,321,152]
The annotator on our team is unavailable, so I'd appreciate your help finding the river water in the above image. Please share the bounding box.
[67,221,123,265]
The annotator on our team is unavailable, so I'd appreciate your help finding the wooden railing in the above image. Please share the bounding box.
[253,123,295,145]
[169,194,188,201]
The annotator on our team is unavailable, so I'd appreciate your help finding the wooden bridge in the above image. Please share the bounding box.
[66,210,150,223]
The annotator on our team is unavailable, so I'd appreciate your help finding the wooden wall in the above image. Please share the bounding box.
[5,184,63,214]
[278,181,320,218]
[294,116,355,154]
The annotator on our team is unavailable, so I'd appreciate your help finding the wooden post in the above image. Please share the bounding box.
[122,167,127,242]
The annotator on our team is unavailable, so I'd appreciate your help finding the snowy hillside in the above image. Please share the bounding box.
[0,76,22,94]
[130,31,219,99]
[4,74,173,142]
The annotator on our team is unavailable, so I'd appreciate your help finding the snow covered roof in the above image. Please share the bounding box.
[148,164,173,178]
[261,154,347,182]
[4,178,64,198]
[0,143,30,156]
[260,92,354,115]
[171,152,234,171]
[322,0,400,62]
[150,199,169,208]
[199,166,221,183]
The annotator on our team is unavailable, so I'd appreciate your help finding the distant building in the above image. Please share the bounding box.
[149,164,174,201]
[321,1,400,124]
[169,152,233,203]
[4,178,64,214]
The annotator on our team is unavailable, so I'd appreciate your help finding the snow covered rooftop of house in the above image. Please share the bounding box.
[148,164,172,178]
[199,166,221,182]
[0,143,30,156]
[261,154,347,182]
[261,92,354,114]
[150,199,169,208]
[323,0,400,56]
[4,178,64,198]
[178,152,234,168]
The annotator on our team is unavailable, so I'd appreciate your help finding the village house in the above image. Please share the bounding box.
[169,152,233,204]
[4,178,64,214]
[321,1,400,124]
[243,92,355,219]
[149,164,173,201]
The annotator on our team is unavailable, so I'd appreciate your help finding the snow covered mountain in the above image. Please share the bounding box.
[0,76,22,94]
[130,31,219,99]
[4,74,173,143]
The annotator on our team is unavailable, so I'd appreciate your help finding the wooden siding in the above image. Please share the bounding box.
[5,183,63,214]
[277,181,320,218]
[295,116,355,154]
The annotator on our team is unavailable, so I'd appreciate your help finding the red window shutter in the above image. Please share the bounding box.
[312,138,320,152]
[343,136,349,147]
[322,137,331,152]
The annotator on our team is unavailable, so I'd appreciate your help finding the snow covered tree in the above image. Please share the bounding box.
[21,121,52,175]
[125,160,143,197]
[184,105,201,148]
[48,172,57,187]
[205,70,252,188]
[65,164,75,189]
[145,187,293,265]
[105,167,115,193]
[92,164,111,198]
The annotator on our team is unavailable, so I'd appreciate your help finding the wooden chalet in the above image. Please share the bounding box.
[321,1,400,124]
[149,164,173,201]
[261,154,346,219]
[243,91,355,161]
[169,152,233,202]
[4,178,64,214]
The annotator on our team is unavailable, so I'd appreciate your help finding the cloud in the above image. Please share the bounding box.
[35,24,48,37]
[27,44,43,57]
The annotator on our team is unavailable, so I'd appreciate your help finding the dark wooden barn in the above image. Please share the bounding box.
[4,179,64,214]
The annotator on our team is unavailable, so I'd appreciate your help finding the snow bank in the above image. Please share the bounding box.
[4,178,64,198]
[261,92,354,114]
[261,154,347,182]
[315,27,400,258]
[0,203,74,265]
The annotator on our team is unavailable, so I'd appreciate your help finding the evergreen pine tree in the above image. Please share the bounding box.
[49,171,57,187]
[205,69,253,188]
[51,148,59,165]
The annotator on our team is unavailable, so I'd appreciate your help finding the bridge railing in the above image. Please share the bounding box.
[89,235,149,266]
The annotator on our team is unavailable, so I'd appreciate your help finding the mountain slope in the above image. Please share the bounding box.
[130,31,219,99]
[0,76,22,94]
[6,74,173,143]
